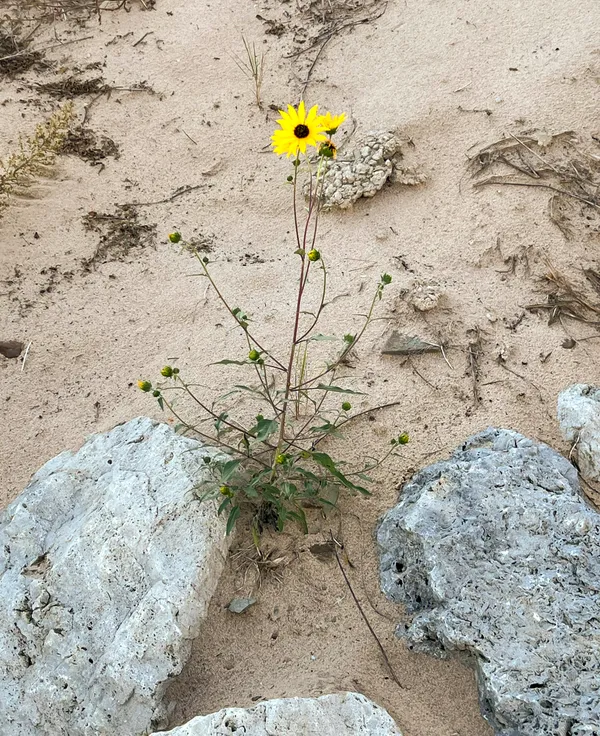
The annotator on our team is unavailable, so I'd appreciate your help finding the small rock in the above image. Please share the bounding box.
[150,693,403,735]
[0,340,24,358]
[381,331,440,355]
[228,597,256,614]
[407,278,444,312]
[304,131,425,210]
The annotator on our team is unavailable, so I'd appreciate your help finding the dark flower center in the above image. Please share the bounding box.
[294,124,310,139]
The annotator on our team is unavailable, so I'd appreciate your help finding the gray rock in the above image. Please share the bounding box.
[306,131,426,209]
[378,428,600,736]
[0,417,230,736]
[151,692,403,735]
[558,383,600,483]
[227,597,256,614]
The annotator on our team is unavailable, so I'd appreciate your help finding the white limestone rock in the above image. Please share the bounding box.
[378,428,600,736]
[151,692,403,735]
[0,417,230,736]
[308,131,426,210]
[557,383,600,483]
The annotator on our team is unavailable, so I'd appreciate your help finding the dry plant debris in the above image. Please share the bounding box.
[466,327,483,406]
[10,0,155,23]
[231,543,292,593]
[35,75,107,99]
[0,18,49,77]
[258,0,387,94]
[81,205,157,270]
[61,126,119,164]
[0,103,75,218]
[470,130,600,239]
[527,261,600,331]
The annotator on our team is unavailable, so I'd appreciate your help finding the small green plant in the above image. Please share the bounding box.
[0,103,74,217]
[140,102,408,536]
[233,35,266,110]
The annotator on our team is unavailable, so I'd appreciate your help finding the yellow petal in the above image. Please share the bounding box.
[297,100,306,123]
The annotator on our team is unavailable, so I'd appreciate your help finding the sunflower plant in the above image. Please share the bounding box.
[139,101,407,536]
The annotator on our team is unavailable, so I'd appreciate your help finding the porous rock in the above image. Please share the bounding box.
[378,428,600,736]
[558,383,600,484]
[151,692,403,735]
[309,131,425,209]
[0,417,230,736]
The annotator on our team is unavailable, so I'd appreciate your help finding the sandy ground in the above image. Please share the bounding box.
[1,0,599,733]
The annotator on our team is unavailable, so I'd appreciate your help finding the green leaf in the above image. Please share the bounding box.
[214,412,229,431]
[217,496,233,515]
[308,334,338,342]
[287,508,308,534]
[219,459,241,483]
[252,417,279,442]
[157,396,164,411]
[310,451,371,495]
[226,505,241,535]
[293,467,322,484]
[258,483,281,502]
[315,384,366,395]
[276,508,287,532]
[281,481,298,499]
[309,421,343,438]
[233,384,267,396]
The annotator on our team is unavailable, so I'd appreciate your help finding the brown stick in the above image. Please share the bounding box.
[331,531,404,689]
[475,177,600,210]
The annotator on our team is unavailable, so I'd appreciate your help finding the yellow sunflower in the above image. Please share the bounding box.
[317,111,346,135]
[271,101,327,158]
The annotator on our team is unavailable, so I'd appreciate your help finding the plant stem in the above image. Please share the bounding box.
[160,396,270,468]
[290,283,381,392]
[271,154,325,472]
[195,251,286,371]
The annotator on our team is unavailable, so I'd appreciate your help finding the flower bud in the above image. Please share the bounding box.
[398,432,410,445]
[152,390,161,398]
[219,485,233,497]
[275,453,287,465]
[137,380,152,392]
[308,249,321,262]
[248,349,260,361]
[341,401,352,412]
[160,365,174,377]
[168,232,182,243]
[381,273,392,285]
[318,140,337,159]
[173,367,180,375]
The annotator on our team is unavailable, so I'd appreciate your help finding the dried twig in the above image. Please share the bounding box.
[20,341,32,371]
[298,3,388,95]
[466,327,483,405]
[331,531,404,689]
[126,184,205,207]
